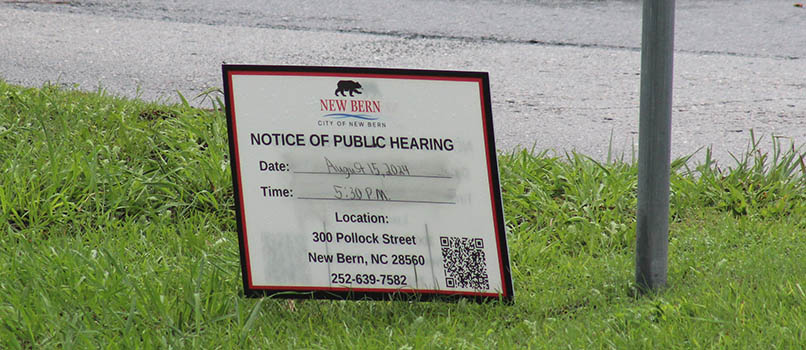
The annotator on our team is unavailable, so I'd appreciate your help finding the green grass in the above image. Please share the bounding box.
[1,80,805,349]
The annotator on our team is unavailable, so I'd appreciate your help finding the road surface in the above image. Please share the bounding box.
[1,0,804,164]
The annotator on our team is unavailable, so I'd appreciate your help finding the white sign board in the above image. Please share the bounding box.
[223,65,513,301]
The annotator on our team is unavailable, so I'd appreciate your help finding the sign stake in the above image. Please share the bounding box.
[636,0,675,291]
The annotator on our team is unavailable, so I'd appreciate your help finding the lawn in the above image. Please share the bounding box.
[1,80,805,349]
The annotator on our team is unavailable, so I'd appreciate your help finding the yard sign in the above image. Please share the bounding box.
[223,65,513,301]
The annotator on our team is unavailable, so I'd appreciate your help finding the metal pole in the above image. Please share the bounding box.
[636,0,675,291]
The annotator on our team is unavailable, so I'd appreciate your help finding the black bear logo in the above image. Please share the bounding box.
[335,80,362,97]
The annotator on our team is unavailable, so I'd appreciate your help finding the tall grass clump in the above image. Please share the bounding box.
[500,133,806,264]
[499,150,637,258]
[672,132,806,223]
[0,81,232,236]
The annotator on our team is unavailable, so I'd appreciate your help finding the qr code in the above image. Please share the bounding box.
[440,236,490,290]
